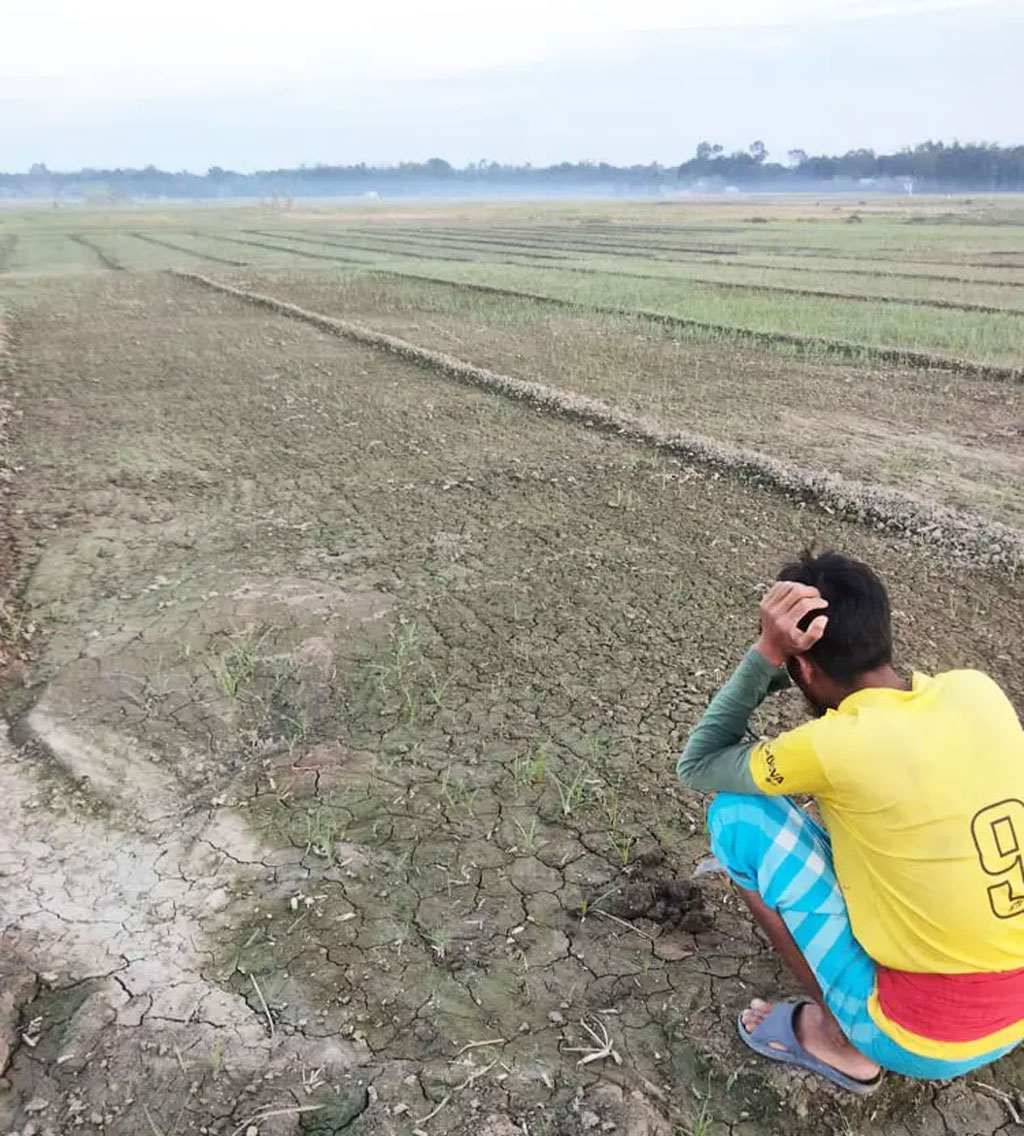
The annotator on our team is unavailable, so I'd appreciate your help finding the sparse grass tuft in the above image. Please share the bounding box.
[610,833,636,866]
[689,1082,715,1136]
[304,804,346,862]
[513,747,548,787]
[549,759,603,818]
[440,765,479,817]
[427,927,453,959]
[211,627,270,700]
[371,620,420,694]
[512,815,541,854]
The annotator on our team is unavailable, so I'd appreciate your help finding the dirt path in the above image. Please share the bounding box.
[1,273,1022,1134]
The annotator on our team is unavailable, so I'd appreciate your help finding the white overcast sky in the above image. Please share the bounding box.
[3,0,1021,171]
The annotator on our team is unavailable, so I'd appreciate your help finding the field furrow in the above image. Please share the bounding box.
[227,267,1024,529]
[200,230,373,265]
[131,231,250,267]
[347,224,1019,267]
[337,223,1024,280]
[66,232,123,271]
[258,227,576,262]
[181,270,1024,566]
[272,228,1024,305]
[289,236,1024,314]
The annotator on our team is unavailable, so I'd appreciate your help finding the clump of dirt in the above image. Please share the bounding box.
[0,963,38,1076]
[605,851,713,933]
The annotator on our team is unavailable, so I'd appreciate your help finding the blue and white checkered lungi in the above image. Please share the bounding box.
[708,793,1016,1079]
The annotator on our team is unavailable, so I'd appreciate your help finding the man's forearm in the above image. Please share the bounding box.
[676,647,789,794]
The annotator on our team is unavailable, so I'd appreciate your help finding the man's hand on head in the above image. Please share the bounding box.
[755,581,829,667]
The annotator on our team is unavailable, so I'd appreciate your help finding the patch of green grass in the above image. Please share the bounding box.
[439,765,478,817]
[550,764,588,818]
[513,747,548,787]
[426,665,453,709]
[579,885,616,922]
[512,815,540,854]
[610,832,636,866]
[426,927,453,959]
[371,620,420,694]
[690,1095,714,1136]
[305,804,347,862]
[367,258,1024,366]
[599,782,621,830]
[369,620,442,727]
[211,627,270,700]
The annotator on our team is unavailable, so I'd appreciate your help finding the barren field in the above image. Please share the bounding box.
[0,199,1023,1136]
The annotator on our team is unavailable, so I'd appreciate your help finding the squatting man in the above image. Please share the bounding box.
[678,551,1023,1092]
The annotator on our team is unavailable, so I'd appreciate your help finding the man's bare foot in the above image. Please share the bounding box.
[741,998,881,1082]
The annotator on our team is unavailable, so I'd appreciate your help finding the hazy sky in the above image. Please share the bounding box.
[3,0,1021,172]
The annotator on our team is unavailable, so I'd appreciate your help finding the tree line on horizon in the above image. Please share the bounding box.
[3,140,1023,200]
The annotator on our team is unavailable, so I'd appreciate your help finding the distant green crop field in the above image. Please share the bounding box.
[3,193,1023,368]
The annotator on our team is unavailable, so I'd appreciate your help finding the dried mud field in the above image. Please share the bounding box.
[1,201,1024,1136]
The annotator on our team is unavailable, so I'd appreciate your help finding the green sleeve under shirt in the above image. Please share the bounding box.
[676,647,790,794]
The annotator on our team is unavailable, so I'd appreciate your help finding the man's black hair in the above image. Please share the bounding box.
[777,550,893,684]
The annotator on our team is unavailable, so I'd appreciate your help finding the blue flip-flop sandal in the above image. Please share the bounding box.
[737,1001,883,1095]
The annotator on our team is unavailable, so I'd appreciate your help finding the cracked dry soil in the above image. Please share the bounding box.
[228,268,1024,532]
[0,272,1023,1135]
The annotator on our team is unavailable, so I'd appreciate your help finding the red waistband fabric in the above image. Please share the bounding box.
[877,966,1024,1043]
